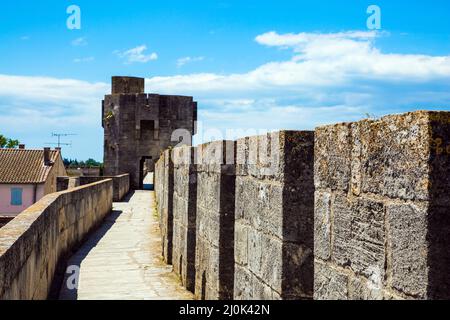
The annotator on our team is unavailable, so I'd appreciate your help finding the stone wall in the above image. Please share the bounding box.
[314,111,450,300]
[57,177,80,192]
[172,146,198,292]
[58,174,129,202]
[56,176,70,192]
[0,217,13,229]
[234,131,314,300]
[0,180,113,300]
[155,111,450,300]
[195,140,236,300]
[155,150,174,264]
[79,174,130,201]
[103,77,197,189]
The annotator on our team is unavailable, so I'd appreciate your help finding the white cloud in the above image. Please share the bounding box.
[145,30,450,139]
[255,30,378,48]
[0,74,109,159]
[20,36,30,41]
[177,56,205,67]
[71,37,88,46]
[73,57,95,63]
[146,31,450,96]
[1,30,450,158]
[115,45,158,64]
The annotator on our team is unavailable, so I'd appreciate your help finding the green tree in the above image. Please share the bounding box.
[0,135,6,148]
[0,134,20,149]
[63,158,102,168]
[85,158,101,167]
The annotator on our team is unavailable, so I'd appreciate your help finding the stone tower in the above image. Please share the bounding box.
[102,76,197,189]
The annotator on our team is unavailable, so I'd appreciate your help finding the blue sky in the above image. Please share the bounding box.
[1,0,450,160]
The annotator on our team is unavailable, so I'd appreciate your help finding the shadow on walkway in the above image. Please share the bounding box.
[116,190,136,203]
[58,209,124,300]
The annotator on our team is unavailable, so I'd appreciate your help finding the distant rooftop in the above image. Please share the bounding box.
[0,148,60,184]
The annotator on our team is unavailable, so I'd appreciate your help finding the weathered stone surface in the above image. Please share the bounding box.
[0,180,113,300]
[348,274,383,300]
[79,174,130,201]
[387,203,428,299]
[314,111,450,300]
[332,195,385,278]
[314,261,348,300]
[111,76,144,94]
[358,113,430,201]
[314,190,331,261]
[172,146,198,292]
[155,150,175,264]
[234,131,314,300]
[194,141,236,300]
[315,123,352,191]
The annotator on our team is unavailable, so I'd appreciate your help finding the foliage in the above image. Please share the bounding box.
[0,134,20,149]
[63,158,103,168]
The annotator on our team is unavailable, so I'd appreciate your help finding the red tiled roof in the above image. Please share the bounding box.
[0,149,61,184]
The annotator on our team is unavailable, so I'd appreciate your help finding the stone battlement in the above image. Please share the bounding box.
[155,110,450,300]
[111,76,145,94]
[0,180,114,299]
[103,77,197,189]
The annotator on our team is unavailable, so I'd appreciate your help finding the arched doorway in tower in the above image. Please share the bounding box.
[139,156,154,190]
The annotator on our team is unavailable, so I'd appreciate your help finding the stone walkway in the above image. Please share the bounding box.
[59,190,194,300]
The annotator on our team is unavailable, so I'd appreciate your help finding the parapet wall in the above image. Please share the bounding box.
[314,111,450,300]
[79,174,130,201]
[195,140,236,300]
[234,131,314,300]
[57,174,129,202]
[155,111,450,300]
[0,180,113,300]
[155,150,174,264]
[171,146,198,292]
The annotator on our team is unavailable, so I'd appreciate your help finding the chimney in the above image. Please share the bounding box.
[44,147,52,165]
[18,144,25,149]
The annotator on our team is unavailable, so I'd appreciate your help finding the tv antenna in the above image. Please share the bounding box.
[45,132,77,148]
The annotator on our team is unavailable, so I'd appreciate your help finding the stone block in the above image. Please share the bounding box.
[331,194,385,279]
[358,112,430,201]
[348,274,383,300]
[111,76,144,94]
[387,203,428,299]
[314,261,349,300]
[282,242,313,298]
[234,222,248,266]
[314,111,450,300]
[314,190,331,261]
[315,123,352,191]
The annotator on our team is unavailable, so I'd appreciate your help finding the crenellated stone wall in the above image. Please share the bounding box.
[314,111,450,300]
[155,111,450,301]
[155,150,174,264]
[172,146,198,292]
[234,131,314,300]
[0,180,113,300]
[57,174,129,202]
[78,174,130,201]
[195,140,236,300]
